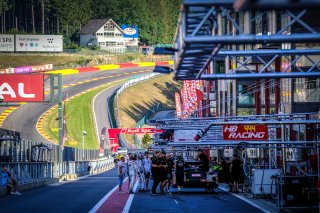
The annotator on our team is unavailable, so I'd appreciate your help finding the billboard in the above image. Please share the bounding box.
[0,74,44,102]
[223,125,268,140]
[174,130,200,142]
[122,24,138,46]
[15,35,63,52]
[0,34,14,52]
[122,24,138,38]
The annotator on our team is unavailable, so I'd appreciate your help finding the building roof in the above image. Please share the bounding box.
[79,19,124,34]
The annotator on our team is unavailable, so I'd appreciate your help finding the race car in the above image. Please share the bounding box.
[173,160,219,192]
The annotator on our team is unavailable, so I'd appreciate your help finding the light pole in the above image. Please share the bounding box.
[82,130,87,161]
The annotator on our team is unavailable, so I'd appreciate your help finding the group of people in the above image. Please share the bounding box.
[117,152,152,193]
[216,154,244,193]
[116,150,187,195]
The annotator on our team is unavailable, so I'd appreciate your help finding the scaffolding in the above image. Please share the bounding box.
[173,0,320,80]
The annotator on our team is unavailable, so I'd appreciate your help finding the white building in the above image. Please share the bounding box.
[79,19,126,51]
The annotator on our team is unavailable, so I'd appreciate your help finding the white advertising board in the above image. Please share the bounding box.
[0,34,14,52]
[174,130,199,142]
[15,35,63,52]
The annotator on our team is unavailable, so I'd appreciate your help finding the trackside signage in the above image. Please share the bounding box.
[0,75,44,102]
[223,125,268,140]
[0,34,14,52]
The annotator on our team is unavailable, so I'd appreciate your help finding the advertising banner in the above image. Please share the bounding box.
[175,92,182,118]
[0,74,44,102]
[223,125,268,140]
[174,130,200,142]
[16,35,63,52]
[122,24,138,38]
[32,64,53,72]
[15,66,33,74]
[0,34,14,52]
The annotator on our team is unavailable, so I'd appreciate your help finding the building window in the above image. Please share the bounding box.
[99,42,105,46]
[106,41,116,46]
[104,22,114,31]
[117,42,124,46]
[96,33,103,36]
[104,32,114,37]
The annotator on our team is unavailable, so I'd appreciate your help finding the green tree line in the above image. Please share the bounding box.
[0,0,181,45]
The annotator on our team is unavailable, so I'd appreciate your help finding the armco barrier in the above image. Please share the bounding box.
[94,64,120,70]
[0,157,115,196]
[134,62,156,67]
[76,67,100,73]
[46,69,78,75]
[118,63,139,68]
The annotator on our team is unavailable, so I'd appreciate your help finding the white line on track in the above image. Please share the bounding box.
[219,186,271,213]
[122,179,139,213]
[174,199,179,205]
[89,177,129,213]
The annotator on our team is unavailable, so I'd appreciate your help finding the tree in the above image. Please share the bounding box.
[141,134,152,148]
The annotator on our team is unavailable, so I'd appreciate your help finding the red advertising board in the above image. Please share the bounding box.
[107,128,163,152]
[223,125,268,140]
[0,74,44,102]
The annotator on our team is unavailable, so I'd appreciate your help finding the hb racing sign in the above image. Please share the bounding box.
[0,74,44,102]
[223,125,268,140]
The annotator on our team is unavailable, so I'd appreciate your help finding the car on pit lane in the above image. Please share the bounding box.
[173,160,219,192]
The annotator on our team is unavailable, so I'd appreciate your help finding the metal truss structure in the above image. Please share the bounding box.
[156,112,319,129]
[174,0,320,80]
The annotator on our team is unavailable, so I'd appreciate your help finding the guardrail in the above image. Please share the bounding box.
[113,73,161,148]
[0,157,114,195]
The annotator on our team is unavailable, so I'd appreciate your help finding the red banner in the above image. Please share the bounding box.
[108,128,163,135]
[223,125,268,140]
[0,74,44,102]
[175,92,182,118]
[107,128,163,152]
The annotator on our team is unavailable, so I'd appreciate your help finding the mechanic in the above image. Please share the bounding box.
[159,151,168,194]
[164,153,174,193]
[175,152,185,194]
[198,149,209,172]
[151,150,161,195]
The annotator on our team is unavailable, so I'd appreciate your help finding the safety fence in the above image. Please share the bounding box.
[113,73,163,148]
[0,128,115,195]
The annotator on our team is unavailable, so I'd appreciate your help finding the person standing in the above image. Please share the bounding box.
[159,151,168,194]
[137,153,146,192]
[198,149,209,172]
[230,154,244,193]
[165,153,174,193]
[143,151,152,192]
[151,150,161,195]
[117,156,126,193]
[126,154,138,194]
[175,153,185,194]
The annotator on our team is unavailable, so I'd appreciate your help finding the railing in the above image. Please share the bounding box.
[113,73,163,148]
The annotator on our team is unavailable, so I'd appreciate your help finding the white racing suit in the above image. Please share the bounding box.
[137,159,145,190]
[126,159,137,192]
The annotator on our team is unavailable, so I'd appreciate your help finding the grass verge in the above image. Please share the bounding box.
[42,80,126,149]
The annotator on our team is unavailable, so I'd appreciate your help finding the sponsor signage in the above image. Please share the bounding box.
[15,66,33,74]
[0,74,44,102]
[174,130,200,142]
[175,92,182,118]
[122,24,138,38]
[32,64,53,72]
[223,125,268,140]
[0,34,14,52]
[16,35,63,52]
